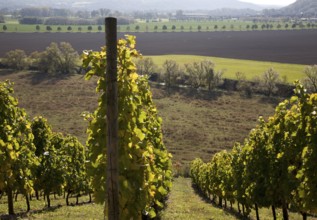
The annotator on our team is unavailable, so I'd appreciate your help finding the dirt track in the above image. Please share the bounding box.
[0,30,316,65]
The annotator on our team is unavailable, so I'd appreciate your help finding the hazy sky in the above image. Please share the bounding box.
[240,0,296,6]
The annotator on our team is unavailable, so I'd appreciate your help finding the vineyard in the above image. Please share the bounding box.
[0,35,172,219]
[1,30,317,219]
[190,82,317,220]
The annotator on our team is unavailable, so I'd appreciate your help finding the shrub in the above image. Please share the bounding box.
[260,68,280,96]
[38,42,79,75]
[2,49,29,70]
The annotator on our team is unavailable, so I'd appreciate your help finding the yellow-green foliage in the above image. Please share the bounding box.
[83,35,172,219]
[0,81,38,214]
[190,82,317,217]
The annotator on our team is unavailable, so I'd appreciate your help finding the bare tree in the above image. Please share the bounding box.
[236,72,253,97]
[185,60,222,91]
[185,61,208,89]
[260,68,280,96]
[235,71,246,82]
[163,59,179,92]
[135,57,157,76]
[206,69,223,92]
[302,65,317,93]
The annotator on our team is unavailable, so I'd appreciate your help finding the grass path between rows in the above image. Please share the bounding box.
[1,177,316,219]
[160,177,238,220]
[161,178,317,220]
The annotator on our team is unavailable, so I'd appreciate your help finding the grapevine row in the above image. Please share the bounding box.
[0,81,89,214]
[82,35,173,219]
[190,82,317,220]
[1,35,172,218]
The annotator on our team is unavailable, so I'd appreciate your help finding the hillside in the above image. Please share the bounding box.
[80,0,263,11]
[0,0,262,11]
[264,0,317,17]
[281,0,317,16]
[1,70,312,220]
[0,70,277,166]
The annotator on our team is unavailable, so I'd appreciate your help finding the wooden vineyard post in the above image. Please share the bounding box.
[105,17,119,220]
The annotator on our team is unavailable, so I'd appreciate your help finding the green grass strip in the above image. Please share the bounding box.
[147,54,306,82]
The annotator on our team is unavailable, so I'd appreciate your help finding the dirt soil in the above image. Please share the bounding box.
[0,30,316,65]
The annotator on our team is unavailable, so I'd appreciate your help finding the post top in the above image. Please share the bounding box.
[105,17,117,22]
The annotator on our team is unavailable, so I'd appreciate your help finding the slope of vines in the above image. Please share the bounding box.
[82,35,172,219]
[0,81,37,215]
[190,82,317,220]
[0,82,90,215]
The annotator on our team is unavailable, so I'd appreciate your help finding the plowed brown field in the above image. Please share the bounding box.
[0,30,316,64]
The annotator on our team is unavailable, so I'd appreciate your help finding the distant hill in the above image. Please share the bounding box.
[207,8,259,17]
[83,0,263,11]
[0,0,263,11]
[281,0,317,16]
[264,0,317,17]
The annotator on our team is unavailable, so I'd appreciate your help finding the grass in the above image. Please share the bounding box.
[1,177,316,219]
[161,177,317,220]
[0,193,103,219]
[123,20,253,32]
[0,177,317,220]
[160,177,238,220]
[152,85,277,165]
[1,19,316,33]
[146,55,307,82]
[134,19,317,32]
[0,24,105,33]
[0,69,278,166]
[0,70,98,144]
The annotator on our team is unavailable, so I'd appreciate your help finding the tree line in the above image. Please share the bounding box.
[0,42,80,75]
[136,57,317,98]
[18,7,114,19]
[3,7,133,26]
[1,44,317,98]
[19,17,132,26]
[190,82,317,220]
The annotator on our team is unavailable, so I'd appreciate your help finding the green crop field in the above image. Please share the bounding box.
[124,19,314,32]
[146,55,307,82]
[0,23,105,33]
[123,19,254,32]
[1,18,315,33]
